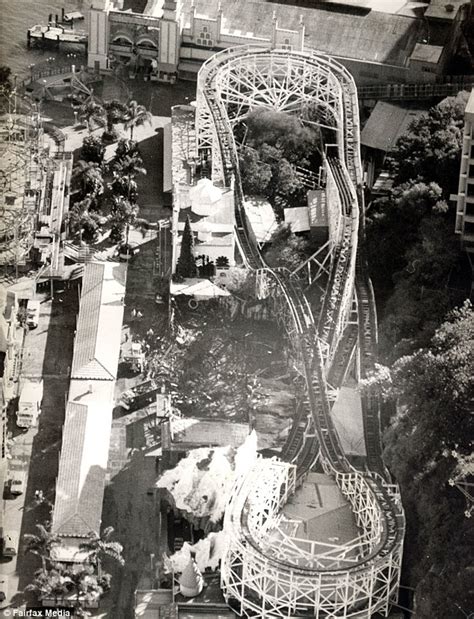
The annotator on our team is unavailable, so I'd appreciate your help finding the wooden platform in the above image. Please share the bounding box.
[27,24,87,46]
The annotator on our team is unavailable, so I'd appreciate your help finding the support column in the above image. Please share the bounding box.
[87,1,111,70]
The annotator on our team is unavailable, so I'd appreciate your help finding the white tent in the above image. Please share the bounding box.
[189,178,223,217]
[170,278,230,299]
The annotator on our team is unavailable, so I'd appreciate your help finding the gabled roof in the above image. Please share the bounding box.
[71,262,126,381]
[52,401,112,538]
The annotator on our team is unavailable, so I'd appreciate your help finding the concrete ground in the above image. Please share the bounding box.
[86,76,192,619]
[279,472,360,563]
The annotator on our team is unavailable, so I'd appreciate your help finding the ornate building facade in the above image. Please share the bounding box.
[87,0,467,84]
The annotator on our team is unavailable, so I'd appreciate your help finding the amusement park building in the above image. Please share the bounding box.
[87,0,467,84]
[51,262,125,563]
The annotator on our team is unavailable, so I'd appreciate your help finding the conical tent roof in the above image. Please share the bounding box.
[190,178,222,216]
[179,556,204,597]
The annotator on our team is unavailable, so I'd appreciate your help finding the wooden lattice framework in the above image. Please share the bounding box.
[195,46,405,619]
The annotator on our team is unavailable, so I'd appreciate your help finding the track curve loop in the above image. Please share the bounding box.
[196,46,405,618]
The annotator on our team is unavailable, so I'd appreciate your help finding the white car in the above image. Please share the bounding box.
[26,300,40,329]
[9,471,26,496]
[3,532,19,557]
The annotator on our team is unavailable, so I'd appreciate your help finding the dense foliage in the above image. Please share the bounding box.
[0,65,13,92]
[381,303,474,618]
[387,92,468,195]
[264,224,311,272]
[23,525,123,615]
[365,91,473,616]
[367,93,469,359]
[237,110,321,216]
[68,134,148,244]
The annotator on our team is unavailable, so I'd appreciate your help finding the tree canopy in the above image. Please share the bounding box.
[244,109,320,166]
[364,91,473,616]
[237,110,320,214]
[381,302,474,617]
[124,100,152,140]
[264,224,311,272]
[388,91,469,195]
[367,179,462,358]
[80,135,105,165]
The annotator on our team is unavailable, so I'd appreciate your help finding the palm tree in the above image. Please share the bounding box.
[109,195,149,245]
[25,563,73,607]
[111,153,146,186]
[67,564,106,616]
[103,100,128,137]
[110,153,146,202]
[23,524,61,571]
[79,527,124,579]
[115,137,140,163]
[124,100,152,140]
[72,160,104,202]
[79,100,106,133]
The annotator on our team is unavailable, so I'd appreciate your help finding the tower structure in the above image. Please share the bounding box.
[87,0,113,70]
[454,88,474,293]
[0,88,44,270]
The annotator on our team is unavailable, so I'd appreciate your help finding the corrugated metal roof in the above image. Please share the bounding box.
[52,401,112,537]
[360,101,425,152]
[184,0,422,66]
[71,262,126,381]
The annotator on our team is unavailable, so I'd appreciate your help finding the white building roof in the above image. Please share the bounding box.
[71,262,126,380]
[52,401,112,538]
[244,198,277,243]
[170,278,230,299]
[284,207,310,233]
[190,178,223,216]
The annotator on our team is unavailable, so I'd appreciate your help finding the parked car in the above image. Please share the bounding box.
[3,532,19,557]
[16,380,43,428]
[26,299,40,329]
[8,471,26,496]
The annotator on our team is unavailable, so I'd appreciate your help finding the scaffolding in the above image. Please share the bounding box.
[0,87,46,271]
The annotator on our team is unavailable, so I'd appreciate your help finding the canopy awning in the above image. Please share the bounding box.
[170,278,230,300]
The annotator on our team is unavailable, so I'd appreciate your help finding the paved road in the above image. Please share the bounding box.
[0,287,77,610]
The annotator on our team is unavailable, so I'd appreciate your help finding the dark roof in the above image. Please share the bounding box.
[425,0,465,21]
[184,0,423,66]
[360,101,425,152]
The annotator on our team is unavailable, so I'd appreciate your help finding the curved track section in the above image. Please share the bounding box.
[196,47,404,618]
